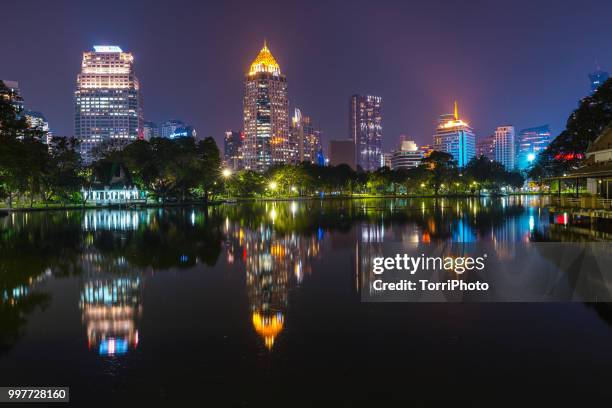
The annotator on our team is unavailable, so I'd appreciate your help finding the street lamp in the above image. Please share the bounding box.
[269,181,278,192]
[222,168,232,199]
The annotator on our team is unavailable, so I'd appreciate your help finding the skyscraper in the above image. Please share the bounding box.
[589,68,609,94]
[75,45,143,163]
[291,108,321,164]
[432,102,475,167]
[143,121,159,140]
[516,125,551,170]
[25,111,52,145]
[243,41,290,172]
[160,120,186,138]
[349,95,382,171]
[476,135,495,161]
[1,80,24,116]
[224,130,244,171]
[494,125,516,170]
[329,140,356,169]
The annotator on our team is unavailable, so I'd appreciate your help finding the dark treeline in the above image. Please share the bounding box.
[231,151,525,198]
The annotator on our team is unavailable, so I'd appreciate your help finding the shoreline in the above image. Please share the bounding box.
[0,193,546,214]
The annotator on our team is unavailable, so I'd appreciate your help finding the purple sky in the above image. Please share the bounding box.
[2,0,612,151]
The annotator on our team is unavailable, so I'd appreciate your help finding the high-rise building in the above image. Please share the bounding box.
[25,110,52,144]
[143,121,159,140]
[329,140,356,169]
[589,68,609,94]
[476,135,495,161]
[291,108,321,164]
[160,119,185,139]
[243,41,290,172]
[390,139,424,170]
[349,95,382,171]
[494,125,516,170]
[224,130,244,170]
[432,102,475,167]
[169,125,196,139]
[516,125,552,170]
[1,80,24,116]
[75,45,143,163]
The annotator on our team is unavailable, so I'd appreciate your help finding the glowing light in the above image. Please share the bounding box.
[252,312,284,350]
[222,168,232,178]
[93,45,123,53]
[248,41,281,76]
[269,181,278,191]
[527,153,536,162]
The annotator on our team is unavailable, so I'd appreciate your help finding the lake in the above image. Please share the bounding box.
[1,196,612,404]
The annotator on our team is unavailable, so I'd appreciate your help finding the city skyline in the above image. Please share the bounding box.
[2,0,612,151]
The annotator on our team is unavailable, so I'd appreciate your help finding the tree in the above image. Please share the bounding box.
[421,151,456,195]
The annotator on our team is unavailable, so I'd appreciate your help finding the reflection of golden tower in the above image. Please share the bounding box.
[252,312,284,350]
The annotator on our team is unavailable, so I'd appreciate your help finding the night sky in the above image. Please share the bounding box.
[3,0,612,151]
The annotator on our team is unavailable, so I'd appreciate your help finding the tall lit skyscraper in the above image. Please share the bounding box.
[243,41,290,172]
[25,111,52,145]
[432,102,475,167]
[516,125,551,170]
[494,125,516,170]
[75,46,143,163]
[291,108,321,164]
[224,130,244,171]
[589,68,609,94]
[349,95,382,171]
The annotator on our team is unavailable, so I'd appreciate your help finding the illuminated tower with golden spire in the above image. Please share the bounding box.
[433,101,476,167]
[243,41,291,172]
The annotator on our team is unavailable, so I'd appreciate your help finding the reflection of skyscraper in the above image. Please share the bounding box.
[243,42,290,172]
[75,45,143,163]
[80,275,142,356]
[350,94,383,171]
[433,102,475,167]
[223,204,321,350]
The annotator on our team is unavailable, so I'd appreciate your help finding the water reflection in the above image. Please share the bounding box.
[80,276,142,356]
[224,206,322,349]
[1,197,611,359]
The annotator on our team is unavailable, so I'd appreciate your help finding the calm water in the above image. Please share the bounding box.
[1,196,612,404]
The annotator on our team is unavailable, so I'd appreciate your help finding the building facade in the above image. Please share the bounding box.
[160,120,185,139]
[1,80,24,116]
[432,102,475,167]
[494,125,516,170]
[75,45,143,163]
[349,95,382,171]
[291,108,321,164]
[390,140,424,170]
[25,110,52,144]
[329,140,356,169]
[224,130,244,171]
[476,135,495,161]
[243,42,290,172]
[143,121,159,140]
[516,125,551,171]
